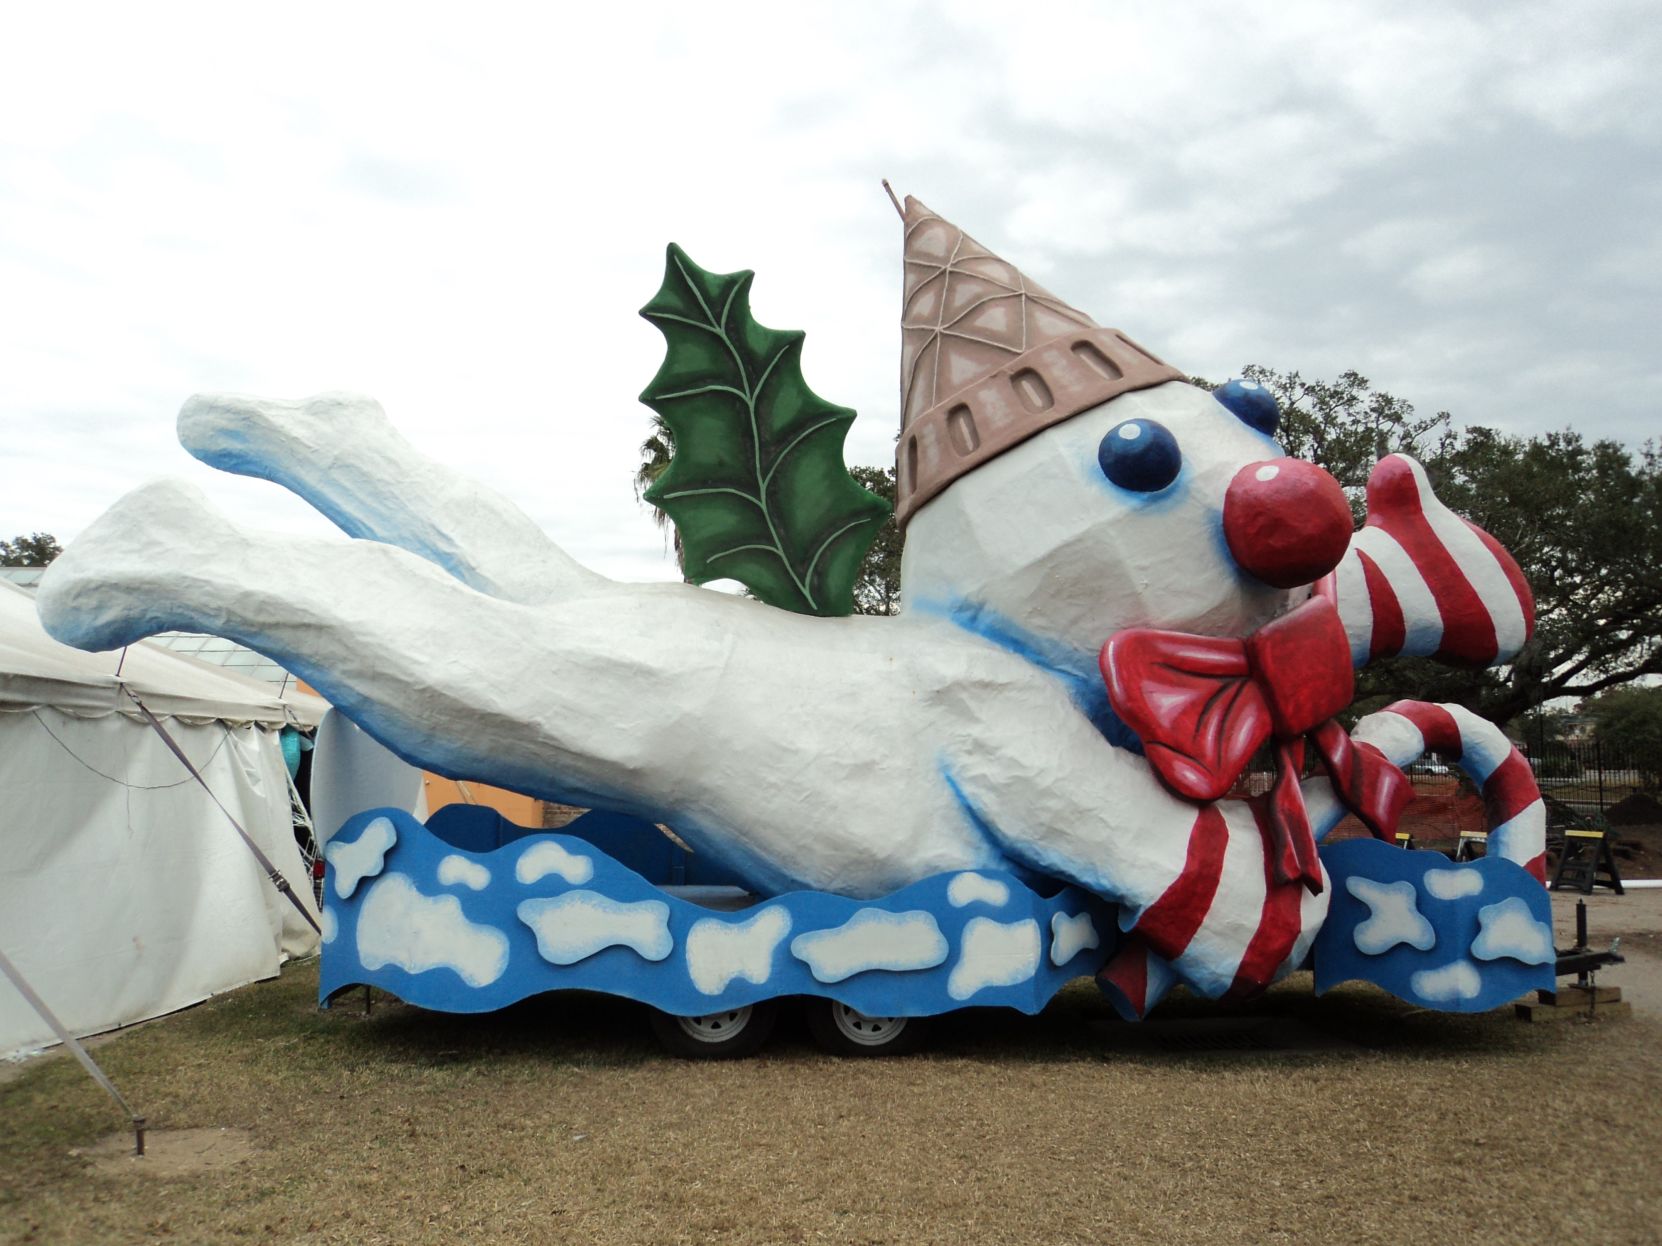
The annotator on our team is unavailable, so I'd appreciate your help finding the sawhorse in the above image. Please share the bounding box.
[1551,828,1625,895]
[1453,830,1488,863]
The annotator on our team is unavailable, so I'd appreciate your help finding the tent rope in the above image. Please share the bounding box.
[0,946,147,1156]
[29,710,230,790]
[121,686,322,937]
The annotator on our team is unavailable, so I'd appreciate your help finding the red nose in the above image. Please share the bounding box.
[1222,458,1353,589]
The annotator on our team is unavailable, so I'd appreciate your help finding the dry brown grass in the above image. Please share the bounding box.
[4,963,1660,1246]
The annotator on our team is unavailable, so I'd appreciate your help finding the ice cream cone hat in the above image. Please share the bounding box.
[895,195,1184,526]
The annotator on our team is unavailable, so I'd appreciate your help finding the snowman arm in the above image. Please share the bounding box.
[1319,455,1533,669]
[177,390,605,606]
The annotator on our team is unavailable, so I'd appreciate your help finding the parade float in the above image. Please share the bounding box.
[36,194,1555,1056]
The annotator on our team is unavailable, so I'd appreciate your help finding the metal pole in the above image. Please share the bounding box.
[1596,737,1606,813]
[0,947,148,1156]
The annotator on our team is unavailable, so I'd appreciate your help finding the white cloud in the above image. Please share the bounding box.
[326,816,396,900]
[947,917,1040,1001]
[357,873,509,988]
[1424,868,1485,901]
[514,841,594,887]
[517,892,672,966]
[1050,910,1100,966]
[686,907,792,996]
[1472,897,1555,966]
[437,854,491,891]
[1410,959,1483,1003]
[790,910,949,984]
[1346,876,1436,955]
[946,873,1010,908]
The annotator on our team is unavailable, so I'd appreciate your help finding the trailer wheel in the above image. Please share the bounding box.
[807,1000,927,1056]
[649,1001,778,1059]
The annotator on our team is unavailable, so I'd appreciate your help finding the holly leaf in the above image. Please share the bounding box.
[639,244,891,616]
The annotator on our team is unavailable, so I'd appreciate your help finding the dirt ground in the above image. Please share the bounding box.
[3,885,1660,1246]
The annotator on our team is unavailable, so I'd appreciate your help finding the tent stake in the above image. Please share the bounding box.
[0,947,149,1156]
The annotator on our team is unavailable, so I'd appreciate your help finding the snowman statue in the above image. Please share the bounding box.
[37,194,1556,1033]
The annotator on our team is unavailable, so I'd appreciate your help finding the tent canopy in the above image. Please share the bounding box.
[0,581,325,726]
[1,579,321,1058]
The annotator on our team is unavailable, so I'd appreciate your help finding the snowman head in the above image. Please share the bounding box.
[892,198,1353,659]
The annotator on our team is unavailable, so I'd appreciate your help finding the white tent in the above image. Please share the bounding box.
[0,581,326,1058]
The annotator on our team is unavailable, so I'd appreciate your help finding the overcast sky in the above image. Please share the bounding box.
[3,2,1657,581]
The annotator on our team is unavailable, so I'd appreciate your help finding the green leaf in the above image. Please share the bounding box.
[638,244,891,616]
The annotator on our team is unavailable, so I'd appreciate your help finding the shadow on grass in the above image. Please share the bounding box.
[282,964,1563,1074]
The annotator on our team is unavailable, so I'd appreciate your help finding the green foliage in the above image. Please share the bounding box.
[639,245,890,616]
[1586,687,1662,788]
[632,422,681,567]
[0,532,60,566]
[1514,709,1581,779]
[847,465,901,616]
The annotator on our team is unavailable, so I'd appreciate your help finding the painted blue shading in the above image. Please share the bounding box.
[1313,839,1553,1012]
[426,804,747,887]
[919,598,1144,755]
[1212,379,1280,436]
[321,807,1118,1019]
[1097,418,1181,493]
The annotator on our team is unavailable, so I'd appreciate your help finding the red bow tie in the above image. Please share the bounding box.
[1099,596,1410,894]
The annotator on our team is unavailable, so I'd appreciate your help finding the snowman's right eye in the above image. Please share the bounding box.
[1098,419,1181,492]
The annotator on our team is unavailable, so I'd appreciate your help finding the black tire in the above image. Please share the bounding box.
[648,1000,779,1059]
[806,999,928,1057]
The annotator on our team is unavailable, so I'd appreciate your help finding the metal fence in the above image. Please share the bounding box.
[1516,728,1659,819]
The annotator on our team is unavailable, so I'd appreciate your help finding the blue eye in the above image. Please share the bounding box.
[1097,419,1181,492]
[1213,378,1280,436]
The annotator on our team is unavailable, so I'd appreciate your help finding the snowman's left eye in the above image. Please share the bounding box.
[1212,378,1280,436]
[1098,419,1181,492]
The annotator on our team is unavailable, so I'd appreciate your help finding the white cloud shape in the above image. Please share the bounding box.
[947,873,1010,908]
[514,840,595,886]
[686,907,792,995]
[516,892,671,966]
[1346,876,1436,955]
[437,854,491,891]
[326,816,397,899]
[1410,959,1483,1003]
[1424,868,1484,900]
[948,917,1040,1001]
[319,906,337,945]
[357,873,508,988]
[790,910,948,984]
[1472,897,1554,965]
[1050,910,1100,966]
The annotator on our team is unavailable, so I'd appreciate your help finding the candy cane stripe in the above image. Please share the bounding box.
[1465,518,1535,639]
[1322,455,1535,672]
[1370,467,1498,665]
[1356,701,1546,879]
[1482,751,1539,827]
[1132,805,1230,958]
[1225,800,1310,997]
[1382,700,1462,759]
[1356,548,1406,662]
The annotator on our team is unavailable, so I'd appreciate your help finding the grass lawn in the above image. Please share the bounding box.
[4,960,1659,1246]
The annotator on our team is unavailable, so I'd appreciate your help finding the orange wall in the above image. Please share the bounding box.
[421,774,543,827]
